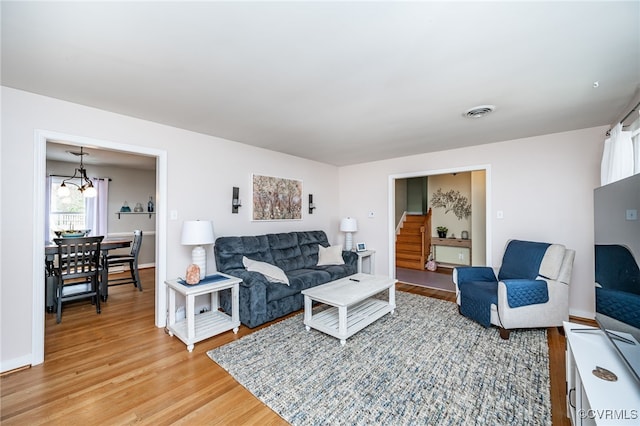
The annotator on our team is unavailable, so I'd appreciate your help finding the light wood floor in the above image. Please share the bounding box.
[1,269,588,425]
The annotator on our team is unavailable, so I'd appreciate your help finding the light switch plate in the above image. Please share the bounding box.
[626,209,638,221]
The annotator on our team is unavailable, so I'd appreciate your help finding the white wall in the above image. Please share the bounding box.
[339,126,605,319]
[0,87,340,372]
[428,172,472,239]
[1,85,607,372]
[471,170,487,266]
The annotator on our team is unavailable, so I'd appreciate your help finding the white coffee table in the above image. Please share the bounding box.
[302,273,397,345]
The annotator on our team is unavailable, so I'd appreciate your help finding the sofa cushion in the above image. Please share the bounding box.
[314,263,356,280]
[317,245,345,266]
[297,231,331,268]
[267,269,332,302]
[215,235,273,272]
[498,240,550,281]
[267,233,305,272]
[539,244,566,280]
[243,256,289,285]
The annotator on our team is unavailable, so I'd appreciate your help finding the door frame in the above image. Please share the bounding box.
[388,164,492,276]
[32,130,168,365]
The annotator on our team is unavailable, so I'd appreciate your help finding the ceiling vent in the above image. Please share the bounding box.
[463,105,495,118]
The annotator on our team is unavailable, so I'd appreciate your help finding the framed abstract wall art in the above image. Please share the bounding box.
[252,174,303,220]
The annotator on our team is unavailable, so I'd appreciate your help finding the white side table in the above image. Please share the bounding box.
[165,272,241,352]
[356,249,376,274]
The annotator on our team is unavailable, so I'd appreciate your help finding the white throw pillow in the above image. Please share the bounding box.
[242,256,289,285]
[317,245,345,266]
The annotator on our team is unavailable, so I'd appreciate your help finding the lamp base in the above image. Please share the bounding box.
[191,245,207,280]
[344,232,353,251]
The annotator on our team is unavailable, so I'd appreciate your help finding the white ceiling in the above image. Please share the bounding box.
[46,141,157,171]
[3,1,639,167]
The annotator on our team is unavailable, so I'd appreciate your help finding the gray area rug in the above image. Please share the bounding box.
[207,292,551,425]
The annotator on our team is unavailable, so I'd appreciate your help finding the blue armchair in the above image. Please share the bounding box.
[453,240,575,339]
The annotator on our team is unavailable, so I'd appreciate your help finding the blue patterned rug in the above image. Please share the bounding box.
[207,292,551,425]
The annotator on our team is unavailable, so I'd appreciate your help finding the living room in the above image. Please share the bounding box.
[2,1,639,424]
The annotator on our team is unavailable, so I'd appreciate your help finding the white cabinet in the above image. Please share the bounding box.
[564,322,640,425]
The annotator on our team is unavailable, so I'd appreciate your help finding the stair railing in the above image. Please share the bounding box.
[420,208,432,268]
[395,211,407,238]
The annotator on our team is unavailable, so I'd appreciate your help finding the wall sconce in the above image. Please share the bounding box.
[308,194,316,214]
[232,187,242,214]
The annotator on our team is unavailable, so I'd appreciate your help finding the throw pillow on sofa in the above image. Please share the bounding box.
[243,256,290,285]
[317,245,345,266]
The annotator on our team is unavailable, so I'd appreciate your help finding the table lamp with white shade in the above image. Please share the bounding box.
[340,217,358,251]
[181,220,215,280]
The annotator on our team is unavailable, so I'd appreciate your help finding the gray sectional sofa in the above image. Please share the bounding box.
[214,230,357,328]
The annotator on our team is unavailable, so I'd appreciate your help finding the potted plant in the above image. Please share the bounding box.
[436,226,448,238]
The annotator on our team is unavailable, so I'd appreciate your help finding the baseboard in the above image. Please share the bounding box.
[0,354,32,375]
[569,308,595,320]
[108,263,155,274]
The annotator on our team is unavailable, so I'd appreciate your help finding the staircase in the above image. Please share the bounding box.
[396,209,432,270]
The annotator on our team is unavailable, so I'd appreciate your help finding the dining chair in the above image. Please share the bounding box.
[53,236,104,323]
[106,230,143,291]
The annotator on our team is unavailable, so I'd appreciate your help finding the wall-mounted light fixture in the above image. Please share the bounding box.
[232,187,242,213]
[308,194,316,214]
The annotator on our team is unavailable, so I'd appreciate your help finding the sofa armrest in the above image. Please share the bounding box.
[342,250,358,266]
[453,266,497,285]
[224,268,270,287]
[221,268,269,328]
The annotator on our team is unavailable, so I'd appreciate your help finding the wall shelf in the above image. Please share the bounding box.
[115,212,155,219]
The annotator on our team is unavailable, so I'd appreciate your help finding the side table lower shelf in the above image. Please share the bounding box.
[167,310,239,351]
[165,274,241,352]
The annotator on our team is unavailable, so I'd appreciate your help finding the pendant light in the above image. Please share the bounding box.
[57,147,97,198]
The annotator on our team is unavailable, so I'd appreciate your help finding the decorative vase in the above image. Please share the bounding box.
[148,196,154,213]
[437,231,447,238]
[134,202,144,212]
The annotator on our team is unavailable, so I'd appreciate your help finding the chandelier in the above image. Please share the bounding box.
[57,147,97,198]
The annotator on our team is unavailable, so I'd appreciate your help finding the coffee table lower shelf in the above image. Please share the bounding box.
[304,298,393,345]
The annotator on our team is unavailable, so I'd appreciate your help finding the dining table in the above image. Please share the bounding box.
[44,237,132,312]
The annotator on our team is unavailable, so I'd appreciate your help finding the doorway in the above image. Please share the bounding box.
[388,165,491,291]
[33,131,168,366]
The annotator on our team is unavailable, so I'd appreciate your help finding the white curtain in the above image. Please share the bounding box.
[601,123,634,186]
[85,178,109,237]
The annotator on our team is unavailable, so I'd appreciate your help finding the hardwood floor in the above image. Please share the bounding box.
[1,270,586,425]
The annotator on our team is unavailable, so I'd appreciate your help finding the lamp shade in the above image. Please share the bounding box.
[340,217,358,232]
[181,220,215,245]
